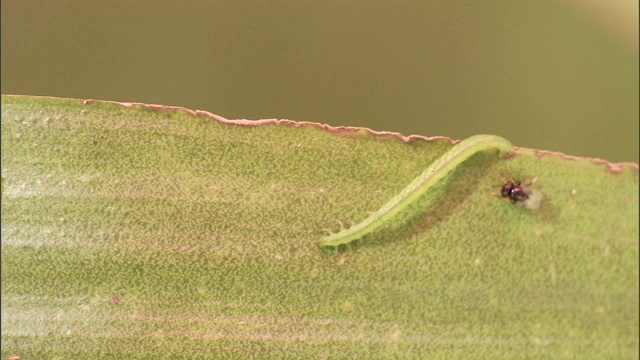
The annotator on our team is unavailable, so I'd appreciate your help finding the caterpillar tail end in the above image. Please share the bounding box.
[318,230,361,248]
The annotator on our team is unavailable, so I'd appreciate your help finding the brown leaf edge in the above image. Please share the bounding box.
[4,94,638,174]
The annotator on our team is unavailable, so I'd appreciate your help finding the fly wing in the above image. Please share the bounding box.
[520,187,543,210]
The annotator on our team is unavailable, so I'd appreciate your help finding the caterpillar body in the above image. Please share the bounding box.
[319,134,514,248]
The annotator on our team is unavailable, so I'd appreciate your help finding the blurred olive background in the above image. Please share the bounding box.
[2,0,638,162]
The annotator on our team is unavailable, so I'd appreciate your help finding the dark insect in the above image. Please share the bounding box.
[499,176,542,209]
[501,181,530,203]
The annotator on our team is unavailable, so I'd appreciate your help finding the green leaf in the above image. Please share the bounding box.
[2,95,638,359]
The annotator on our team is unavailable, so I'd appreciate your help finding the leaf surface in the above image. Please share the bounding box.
[1,95,638,359]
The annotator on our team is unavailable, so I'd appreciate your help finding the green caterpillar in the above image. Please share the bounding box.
[319,135,514,247]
